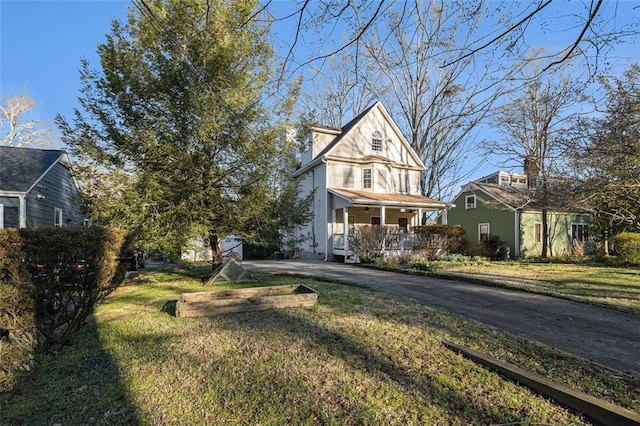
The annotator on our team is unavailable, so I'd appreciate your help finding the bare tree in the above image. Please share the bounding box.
[361,1,528,200]
[485,65,583,257]
[0,96,49,147]
[270,0,637,82]
[301,53,381,128]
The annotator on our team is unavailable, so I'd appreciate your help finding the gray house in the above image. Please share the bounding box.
[0,146,86,228]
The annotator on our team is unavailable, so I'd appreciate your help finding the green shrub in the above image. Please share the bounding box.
[0,229,37,394]
[0,226,129,394]
[481,235,507,260]
[0,227,128,351]
[406,260,440,273]
[438,253,472,262]
[613,232,640,264]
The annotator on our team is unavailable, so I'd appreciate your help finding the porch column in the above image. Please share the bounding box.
[343,206,349,261]
[331,208,336,251]
[417,208,422,227]
[381,206,386,252]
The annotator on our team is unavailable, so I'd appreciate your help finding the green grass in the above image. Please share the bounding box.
[431,261,640,314]
[2,264,639,425]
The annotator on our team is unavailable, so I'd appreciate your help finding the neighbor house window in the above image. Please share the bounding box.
[572,223,588,243]
[372,131,383,152]
[363,168,372,189]
[534,222,543,243]
[478,223,490,241]
[343,167,354,188]
[465,195,476,209]
[54,208,63,227]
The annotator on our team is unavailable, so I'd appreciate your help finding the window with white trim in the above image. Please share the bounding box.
[572,223,588,243]
[534,222,543,243]
[478,223,490,241]
[465,195,476,209]
[54,208,63,227]
[371,131,383,152]
[363,168,372,189]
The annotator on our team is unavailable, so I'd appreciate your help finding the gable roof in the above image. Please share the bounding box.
[294,102,424,177]
[312,103,377,161]
[329,188,448,209]
[0,146,65,193]
[467,182,538,211]
[460,181,586,212]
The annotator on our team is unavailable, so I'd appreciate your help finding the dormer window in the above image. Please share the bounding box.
[372,131,382,152]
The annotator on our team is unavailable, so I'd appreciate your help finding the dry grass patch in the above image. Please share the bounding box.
[2,265,638,425]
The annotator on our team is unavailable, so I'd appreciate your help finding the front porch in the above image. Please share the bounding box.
[327,189,450,263]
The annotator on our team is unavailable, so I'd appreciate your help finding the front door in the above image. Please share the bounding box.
[371,216,380,226]
[398,217,408,232]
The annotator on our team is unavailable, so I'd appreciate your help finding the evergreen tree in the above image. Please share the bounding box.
[57,0,289,265]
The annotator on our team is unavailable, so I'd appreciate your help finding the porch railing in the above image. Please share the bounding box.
[333,227,419,251]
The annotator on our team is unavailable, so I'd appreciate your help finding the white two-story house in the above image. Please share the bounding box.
[292,102,449,262]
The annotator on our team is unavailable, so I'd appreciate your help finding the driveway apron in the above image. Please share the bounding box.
[243,259,640,378]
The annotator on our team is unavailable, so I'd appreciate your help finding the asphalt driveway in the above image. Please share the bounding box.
[243,259,640,378]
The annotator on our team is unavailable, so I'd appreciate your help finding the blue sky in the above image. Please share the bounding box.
[1,0,638,155]
[1,1,130,137]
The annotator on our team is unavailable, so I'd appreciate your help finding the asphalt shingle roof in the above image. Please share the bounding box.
[329,187,448,208]
[0,146,64,192]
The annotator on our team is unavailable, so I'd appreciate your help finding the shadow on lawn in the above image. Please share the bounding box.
[1,319,141,425]
[214,307,524,425]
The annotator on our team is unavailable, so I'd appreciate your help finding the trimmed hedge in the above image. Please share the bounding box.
[613,232,640,264]
[0,226,128,393]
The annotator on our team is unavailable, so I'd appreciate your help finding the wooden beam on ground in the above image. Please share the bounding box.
[442,340,640,426]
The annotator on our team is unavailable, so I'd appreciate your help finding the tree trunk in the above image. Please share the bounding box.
[209,234,223,272]
[541,207,549,258]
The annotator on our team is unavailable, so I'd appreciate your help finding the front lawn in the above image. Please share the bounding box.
[2,265,638,425]
[433,261,640,314]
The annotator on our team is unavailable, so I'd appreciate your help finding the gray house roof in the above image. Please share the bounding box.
[0,146,65,193]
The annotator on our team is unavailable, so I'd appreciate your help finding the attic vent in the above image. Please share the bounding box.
[372,131,382,151]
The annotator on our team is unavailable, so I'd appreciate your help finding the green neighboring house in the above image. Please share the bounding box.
[444,171,592,258]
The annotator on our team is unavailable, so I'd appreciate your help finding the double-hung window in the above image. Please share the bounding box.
[371,131,383,152]
[465,195,476,209]
[572,224,588,243]
[479,223,490,241]
[363,168,372,189]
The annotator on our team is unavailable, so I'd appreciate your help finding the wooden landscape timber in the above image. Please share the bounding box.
[442,341,640,426]
[175,284,319,317]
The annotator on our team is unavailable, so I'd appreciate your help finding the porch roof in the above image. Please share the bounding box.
[329,188,449,209]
